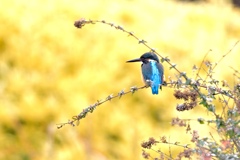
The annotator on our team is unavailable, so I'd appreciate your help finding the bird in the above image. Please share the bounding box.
[126,52,164,95]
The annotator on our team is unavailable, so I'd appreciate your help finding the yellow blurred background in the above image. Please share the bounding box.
[0,0,240,160]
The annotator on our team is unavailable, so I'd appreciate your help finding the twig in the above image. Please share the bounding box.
[57,85,146,128]
[74,18,186,78]
[195,49,212,80]
[212,41,239,71]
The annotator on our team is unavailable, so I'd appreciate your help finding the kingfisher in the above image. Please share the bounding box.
[126,52,164,95]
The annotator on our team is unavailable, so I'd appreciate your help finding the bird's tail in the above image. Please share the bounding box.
[151,84,159,95]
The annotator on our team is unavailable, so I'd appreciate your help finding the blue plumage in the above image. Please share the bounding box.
[150,61,161,94]
[127,52,164,95]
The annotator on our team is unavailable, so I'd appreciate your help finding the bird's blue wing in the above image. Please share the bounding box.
[156,62,164,85]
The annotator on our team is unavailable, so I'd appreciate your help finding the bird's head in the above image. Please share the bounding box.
[126,52,159,64]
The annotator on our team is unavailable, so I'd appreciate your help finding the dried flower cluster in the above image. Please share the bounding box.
[171,117,187,127]
[176,149,193,160]
[174,89,198,111]
[142,150,150,159]
[191,130,199,143]
[174,90,198,101]
[141,137,158,149]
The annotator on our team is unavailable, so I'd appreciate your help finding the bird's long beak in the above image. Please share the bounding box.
[126,58,141,63]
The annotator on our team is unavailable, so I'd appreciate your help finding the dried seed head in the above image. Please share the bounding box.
[191,130,199,142]
[74,18,87,28]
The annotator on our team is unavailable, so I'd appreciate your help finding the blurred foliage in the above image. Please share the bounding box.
[0,0,240,160]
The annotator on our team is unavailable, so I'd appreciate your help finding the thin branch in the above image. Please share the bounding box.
[195,49,212,80]
[212,41,239,71]
[57,85,146,128]
[151,148,174,160]
[74,18,185,78]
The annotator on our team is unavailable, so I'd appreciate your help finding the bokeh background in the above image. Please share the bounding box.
[0,0,240,160]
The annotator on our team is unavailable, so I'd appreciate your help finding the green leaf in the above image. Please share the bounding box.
[216,118,225,129]
[197,118,205,124]
[185,78,191,85]
[208,104,215,112]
